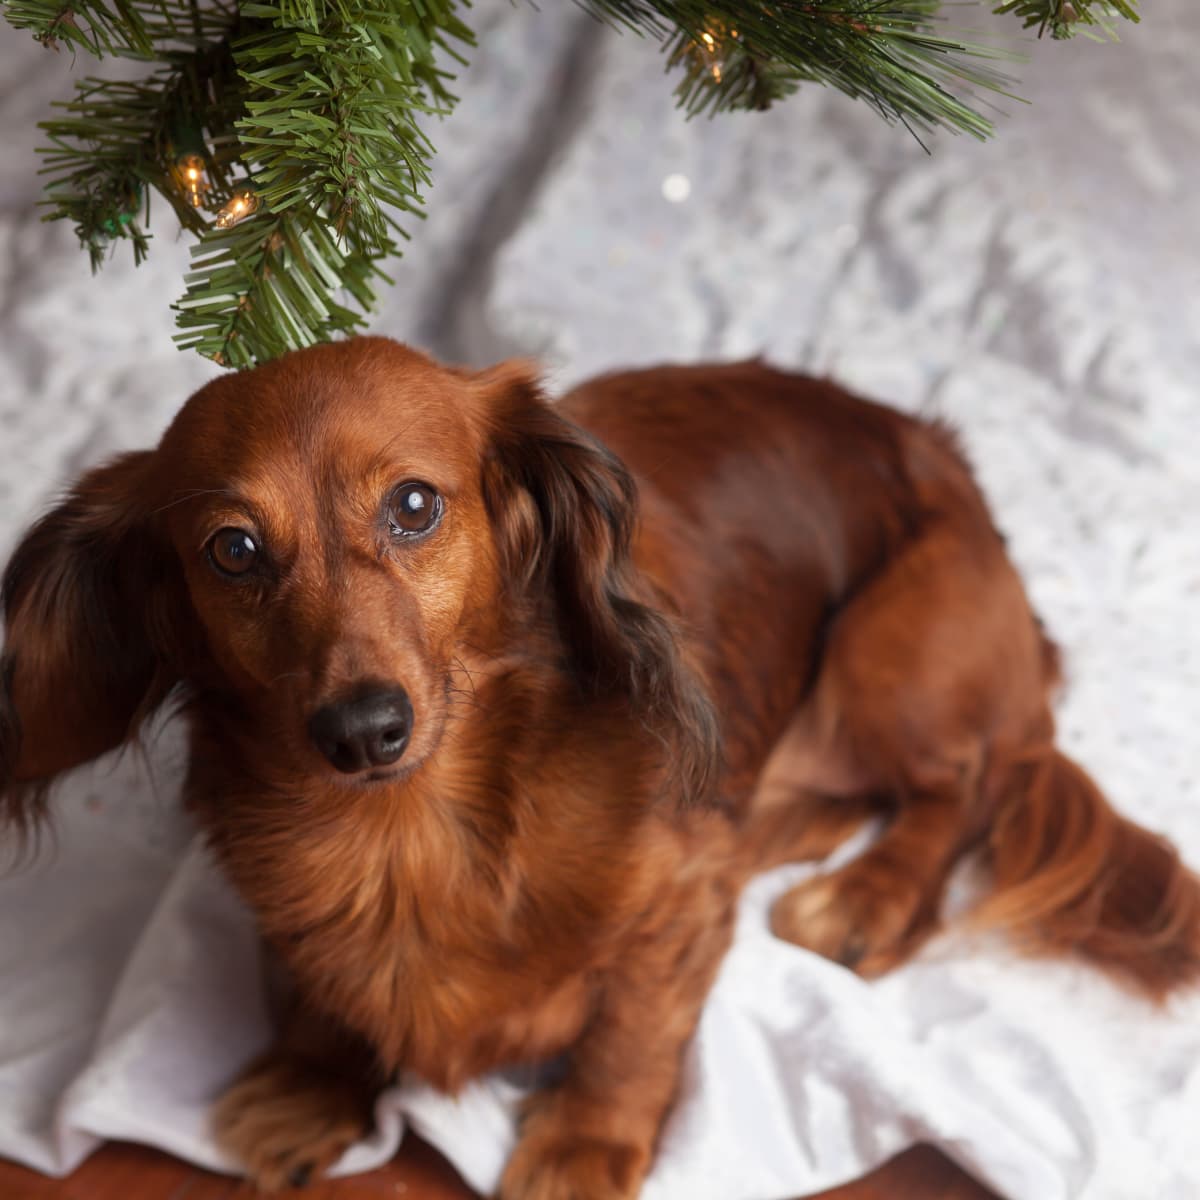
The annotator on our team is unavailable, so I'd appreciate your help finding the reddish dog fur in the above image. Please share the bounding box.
[2,337,1197,1197]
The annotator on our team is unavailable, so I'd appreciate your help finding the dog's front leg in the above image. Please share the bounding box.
[499,907,734,1200]
[213,997,385,1192]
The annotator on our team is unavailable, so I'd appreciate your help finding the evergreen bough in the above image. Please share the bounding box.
[3,1,1138,367]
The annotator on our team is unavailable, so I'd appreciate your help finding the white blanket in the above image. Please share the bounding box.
[1,4,1197,1197]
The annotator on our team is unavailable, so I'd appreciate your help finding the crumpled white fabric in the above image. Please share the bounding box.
[1,2,1198,1197]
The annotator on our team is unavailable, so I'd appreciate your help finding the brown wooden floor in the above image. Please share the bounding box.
[0,1138,998,1200]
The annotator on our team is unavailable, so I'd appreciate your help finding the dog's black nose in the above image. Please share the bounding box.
[308,688,413,774]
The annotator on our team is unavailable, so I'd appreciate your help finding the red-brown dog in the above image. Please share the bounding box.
[2,338,1197,1197]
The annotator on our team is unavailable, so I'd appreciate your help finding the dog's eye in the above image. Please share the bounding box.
[387,482,441,537]
[208,528,260,576]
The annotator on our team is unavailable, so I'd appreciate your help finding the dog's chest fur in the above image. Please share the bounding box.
[186,683,703,1091]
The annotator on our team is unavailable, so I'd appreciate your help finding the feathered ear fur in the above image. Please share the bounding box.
[0,452,180,840]
[478,363,720,806]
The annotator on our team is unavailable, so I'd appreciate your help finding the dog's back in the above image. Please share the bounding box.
[566,360,1200,993]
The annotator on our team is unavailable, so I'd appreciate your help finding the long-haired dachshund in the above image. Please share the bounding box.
[2,337,1197,1197]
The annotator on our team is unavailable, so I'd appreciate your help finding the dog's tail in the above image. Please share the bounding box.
[973,744,1200,1000]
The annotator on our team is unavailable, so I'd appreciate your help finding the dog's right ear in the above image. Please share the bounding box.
[476,362,721,808]
[1,451,180,839]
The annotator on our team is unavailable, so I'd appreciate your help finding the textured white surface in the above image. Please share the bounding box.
[1,3,1198,1197]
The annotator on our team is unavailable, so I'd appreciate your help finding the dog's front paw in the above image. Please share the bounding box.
[499,1118,648,1200]
[213,1053,373,1192]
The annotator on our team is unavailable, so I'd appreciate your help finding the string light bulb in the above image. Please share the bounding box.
[177,153,210,208]
[215,187,260,230]
[167,117,212,210]
[694,24,727,82]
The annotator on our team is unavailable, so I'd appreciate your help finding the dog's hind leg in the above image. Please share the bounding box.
[764,516,1050,977]
[769,779,977,975]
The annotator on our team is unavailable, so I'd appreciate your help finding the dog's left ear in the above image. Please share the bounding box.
[477,362,720,805]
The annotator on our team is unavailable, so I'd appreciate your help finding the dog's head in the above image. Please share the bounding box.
[1,338,717,832]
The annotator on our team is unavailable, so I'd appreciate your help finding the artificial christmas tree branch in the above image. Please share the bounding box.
[591,1,1014,132]
[173,1,472,363]
[4,0,1139,368]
